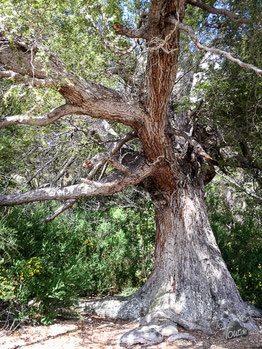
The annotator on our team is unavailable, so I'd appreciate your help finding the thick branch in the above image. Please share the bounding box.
[0,70,54,87]
[168,17,262,77]
[0,104,80,129]
[187,0,251,24]
[0,32,144,127]
[113,23,149,39]
[0,159,153,206]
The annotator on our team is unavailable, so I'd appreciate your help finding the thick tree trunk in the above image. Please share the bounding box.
[133,181,257,331]
[82,178,258,333]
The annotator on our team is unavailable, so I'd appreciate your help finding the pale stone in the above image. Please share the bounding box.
[161,325,178,337]
[168,333,195,342]
[120,326,164,347]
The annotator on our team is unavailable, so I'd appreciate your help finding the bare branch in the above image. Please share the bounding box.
[0,104,81,129]
[27,153,60,185]
[0,159,153,206]
[107,157,129,174]
[83,132,137,178]
[187,0,251,24]
[0,69,54,87]
[51,154,77,185]
[168,17,262,77]
[36,131,137,223]
[38,200,76,224]
[216,170,262,204]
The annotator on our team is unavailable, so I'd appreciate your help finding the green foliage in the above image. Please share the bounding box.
[0,185,261,324]
[0,0,142,86]
[0,200,155,323]
[205,183,262,308]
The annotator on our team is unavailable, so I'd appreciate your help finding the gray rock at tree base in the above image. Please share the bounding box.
[119,326,164,347]
[139,316,178,337]
[167,333,195,342]
[160,324,179,337]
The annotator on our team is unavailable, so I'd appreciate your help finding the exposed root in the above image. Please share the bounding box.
[78,295,143,320]
[140,309,212,333]
[79,295,261,336]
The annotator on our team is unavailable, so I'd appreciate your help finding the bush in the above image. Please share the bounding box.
[1,182,260,326]
[0,200,155,324]
[205,183,262,308]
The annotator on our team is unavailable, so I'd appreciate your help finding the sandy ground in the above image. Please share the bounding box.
[0,316,262,349]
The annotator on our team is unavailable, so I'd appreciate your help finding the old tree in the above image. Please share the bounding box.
[0,0,262,335]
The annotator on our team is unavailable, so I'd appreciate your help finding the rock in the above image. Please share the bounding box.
[223,320,248,340]
[168,333,195,342]
[160,325,178,337]
[120,326,164,347]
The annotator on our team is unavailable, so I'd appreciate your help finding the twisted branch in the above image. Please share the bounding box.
[168,17,262,77]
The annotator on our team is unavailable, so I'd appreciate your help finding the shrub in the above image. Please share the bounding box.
[205,184,262,308]
[0,200,155,324]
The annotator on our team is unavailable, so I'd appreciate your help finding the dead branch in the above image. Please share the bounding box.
[51,154,77,185]
[168,17,262,77]
[27,153,60,185]
[0,159,153,206]
[83,132,137,177]
[107,157,129,174]
[38,200,76,224]
[40,131,137,223]
[0,104,81,129]
[0,69,54,87]
[187,0,251,24]
[216,170,262,203]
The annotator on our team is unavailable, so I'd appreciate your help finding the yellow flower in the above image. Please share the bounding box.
[248,273,252,277]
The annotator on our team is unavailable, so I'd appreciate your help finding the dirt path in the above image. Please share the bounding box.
[1,316,262,349]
